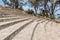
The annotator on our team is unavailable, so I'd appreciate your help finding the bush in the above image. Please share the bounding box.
[19,6,23,11]
[42,10,47,16]
[49,14,55,19]
[26,9,34,14]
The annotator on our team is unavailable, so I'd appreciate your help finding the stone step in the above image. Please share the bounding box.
[0,18,21,22]
[32,20,51,40]
[0,15,17,18]
[11,18,48,40]
[38,18,48,23]
[45,21,60,40]
[12,22,38,40]
[12,19,51,40]
[0,18,30,30]
[0,16,26,18]
[0,15,29,18]
[0,19,33,40]
[0,17,21,19]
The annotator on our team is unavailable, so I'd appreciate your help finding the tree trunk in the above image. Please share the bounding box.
[43,0,48,17]
[34,1,38,16]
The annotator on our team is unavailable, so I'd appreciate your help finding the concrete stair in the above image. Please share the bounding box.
[0,18,30,30]
[0,19,33,40]
[0,8,60,40]
[12,22,38,40]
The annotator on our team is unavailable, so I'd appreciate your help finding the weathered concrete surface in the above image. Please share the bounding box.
[0,8,60,40]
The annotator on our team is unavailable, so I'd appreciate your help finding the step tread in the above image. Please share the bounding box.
[0,17,21,19]
[0,19,32,40]
[32,20,51,40]
[12,22,38,40]
[0,18,30,26]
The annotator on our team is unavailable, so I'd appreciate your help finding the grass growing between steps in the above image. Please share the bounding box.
[25,9,34,14]
[18,7,55,20]
[18,6,34,15]
[38,13,55,21]
[49,14,55,19]
[18,6,24,11]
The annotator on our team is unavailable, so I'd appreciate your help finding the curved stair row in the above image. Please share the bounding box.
[0,8,60,40]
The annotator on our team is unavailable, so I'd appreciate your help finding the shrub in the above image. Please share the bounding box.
[49,14,55,19]
[26,9,34,14]
[19,6,23,11]
[42,10,46,16]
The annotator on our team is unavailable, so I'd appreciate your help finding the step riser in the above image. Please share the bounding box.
[0,18,20,22]
[0,16,19,18]
[0,18,30,26]
[4,20,33,40]
[0,18,30,30]
[31,23,39,40]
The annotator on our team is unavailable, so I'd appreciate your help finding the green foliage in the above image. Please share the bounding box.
[26,9,34,14]
[19,6,23,11]
[30,0,36,4]
[42,10,46,16]
[49,14,55,19]
[10,0,18,3]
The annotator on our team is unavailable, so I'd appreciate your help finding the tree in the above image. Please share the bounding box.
[2,0,8,5]
[2,0,19,8]
[29,0,39,16]
[43,0,49,17]
[10,0,19,8]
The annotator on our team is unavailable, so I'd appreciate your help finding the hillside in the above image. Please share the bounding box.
[0,7,60,40]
